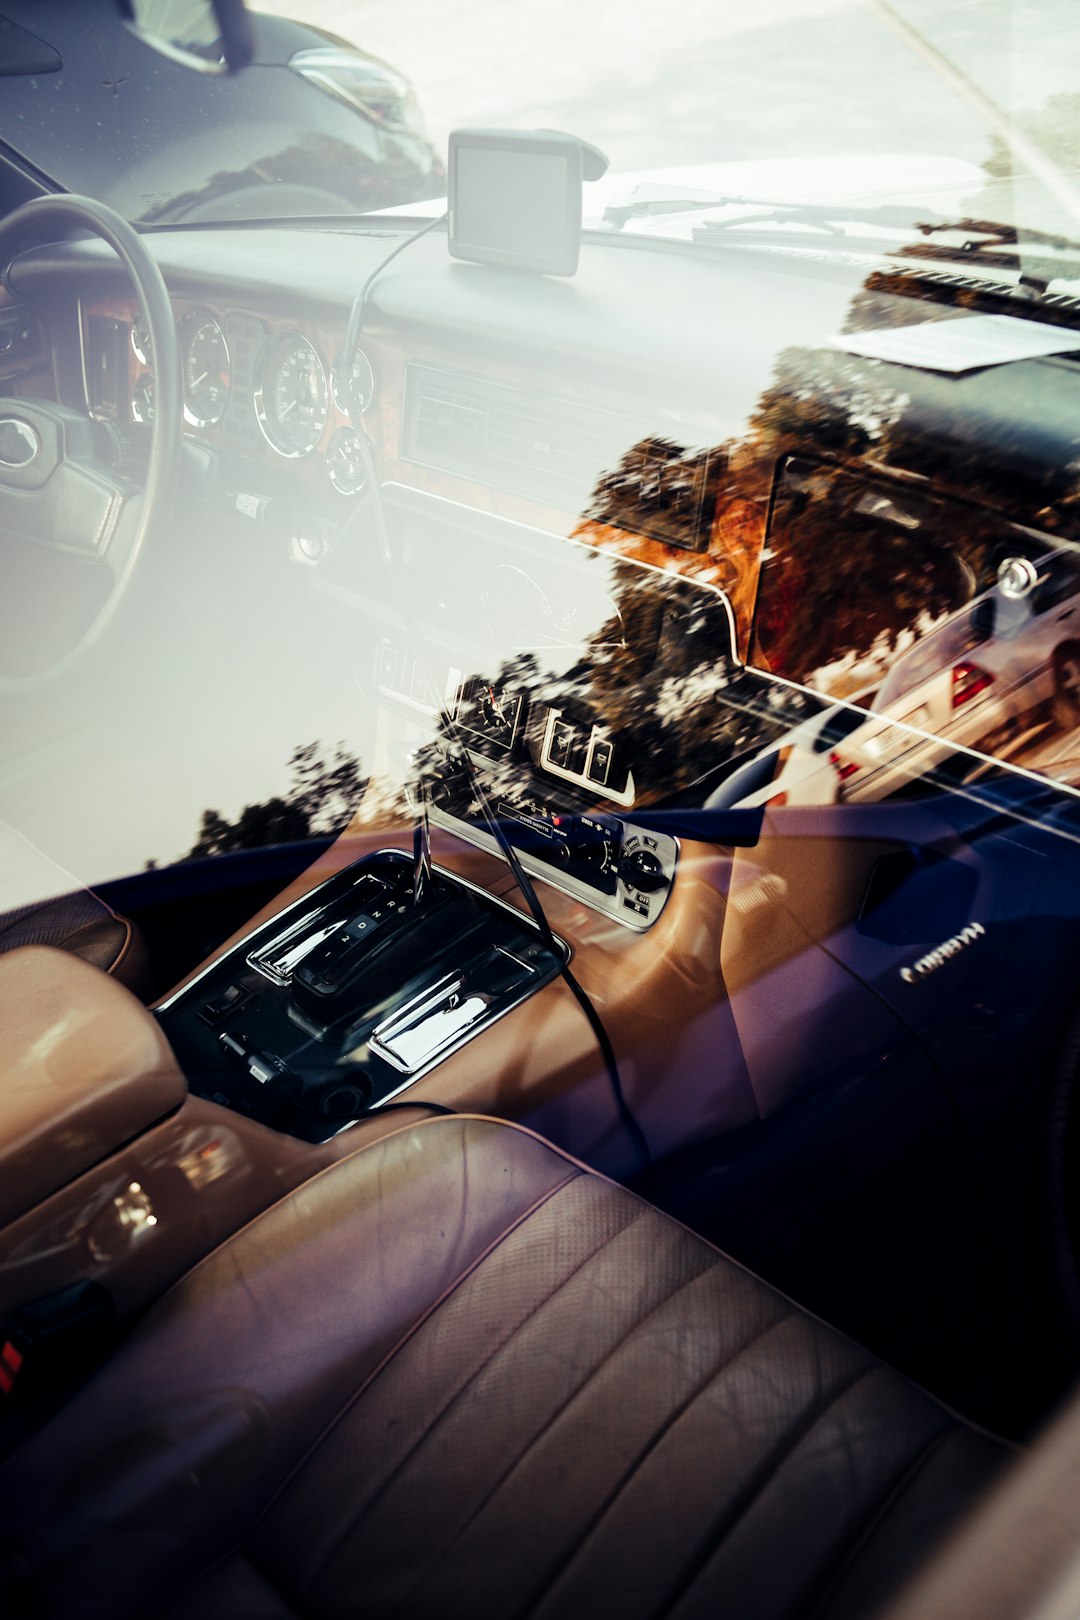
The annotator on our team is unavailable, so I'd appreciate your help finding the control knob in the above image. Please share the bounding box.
[617,846,669,894]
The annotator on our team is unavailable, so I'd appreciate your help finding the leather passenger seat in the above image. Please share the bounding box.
[0,822,150,997]
[0,1115,1014,1619]
[0,888,149,995]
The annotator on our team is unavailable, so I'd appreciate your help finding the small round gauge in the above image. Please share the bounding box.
[180,311,231,428]
[331,347,375,415]
[131,314,152,366]
[131,372,155,425]
[326,427,368,495]
[254,331,328,457]
[458,678,524,758]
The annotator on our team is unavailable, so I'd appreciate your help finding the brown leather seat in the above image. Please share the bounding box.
[0,1115,1011,1620]
[0,823,149,997]
[0,888,149,995]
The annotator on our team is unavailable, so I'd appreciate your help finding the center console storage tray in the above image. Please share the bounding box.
[156,851,565,1142]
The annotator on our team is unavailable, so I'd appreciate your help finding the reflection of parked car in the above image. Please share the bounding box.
[0,0,443,223]
[830,552,1080,801]
[705,702,867,808]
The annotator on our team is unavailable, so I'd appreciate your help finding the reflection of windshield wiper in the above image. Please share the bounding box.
[704,210,1080,254]
[604,194,1080,264]
[897,217,1080,282]
[602,193,946,231]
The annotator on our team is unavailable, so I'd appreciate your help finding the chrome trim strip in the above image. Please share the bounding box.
[367,960,550,1100]
[0,418,39,467]
[370,967,506,1075]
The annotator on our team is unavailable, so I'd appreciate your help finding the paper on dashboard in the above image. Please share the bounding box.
[829,313,1080,374]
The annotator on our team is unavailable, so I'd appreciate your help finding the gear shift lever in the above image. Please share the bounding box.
[413,776,432,910]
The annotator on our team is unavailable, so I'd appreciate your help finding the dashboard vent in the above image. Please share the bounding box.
[401,364,636,510]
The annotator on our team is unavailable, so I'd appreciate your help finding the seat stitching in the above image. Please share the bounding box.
[517,1303,795,1620]
[152,1167,582,1618]
[380,1249,728,1620]
[651,1361,879,1620]
[106,914,134,975]
[306,1195,653,1585]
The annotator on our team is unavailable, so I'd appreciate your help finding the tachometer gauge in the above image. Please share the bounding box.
[180,311,231,427]
[331,347,375,415]
[326,427,367,495]
[254,331,328,457]
[131,372,155,425]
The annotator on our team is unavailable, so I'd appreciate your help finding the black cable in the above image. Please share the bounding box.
[340,212,651,1173]
[367,1098,458,1119]
[340,211,447,565]
[341,209,448,407]
[456,749,651,1171]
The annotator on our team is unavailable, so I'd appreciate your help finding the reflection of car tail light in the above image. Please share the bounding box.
[829,751,860,781]
[951,661,994,709]
[766,792,788,807]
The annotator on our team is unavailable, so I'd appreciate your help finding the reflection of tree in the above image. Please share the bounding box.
[753,455,999,688]
[584,437,723,553]
[186,740,367,857]
[574,456,770,662]
[537,312,1070,796]
[422,563,809,812]
[580,565,742,791]
[727,336,1080,686]
[420,199,1080,812]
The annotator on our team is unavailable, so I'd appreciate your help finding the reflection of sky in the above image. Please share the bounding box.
[0,497,709,889]
[260,0,1080,189]
[0,515,373,885]
[882,0,1080,244]
[893,0,1080,113]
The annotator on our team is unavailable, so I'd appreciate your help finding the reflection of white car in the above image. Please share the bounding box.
[830,556,1080,801]
[706,704,867,809]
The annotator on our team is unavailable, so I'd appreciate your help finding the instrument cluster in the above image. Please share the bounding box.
[108,301,377,499]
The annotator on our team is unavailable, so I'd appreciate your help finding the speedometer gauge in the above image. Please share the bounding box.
[254,331,328,457]
[179,311,230,428]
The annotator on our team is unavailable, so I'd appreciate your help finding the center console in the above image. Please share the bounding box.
[156,850,566,1142]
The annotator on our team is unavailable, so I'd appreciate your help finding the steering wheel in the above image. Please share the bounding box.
[0,194,181,688]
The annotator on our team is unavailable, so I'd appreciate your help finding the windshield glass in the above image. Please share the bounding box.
[7,0,1080,1486]
[0,0,1077,244]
